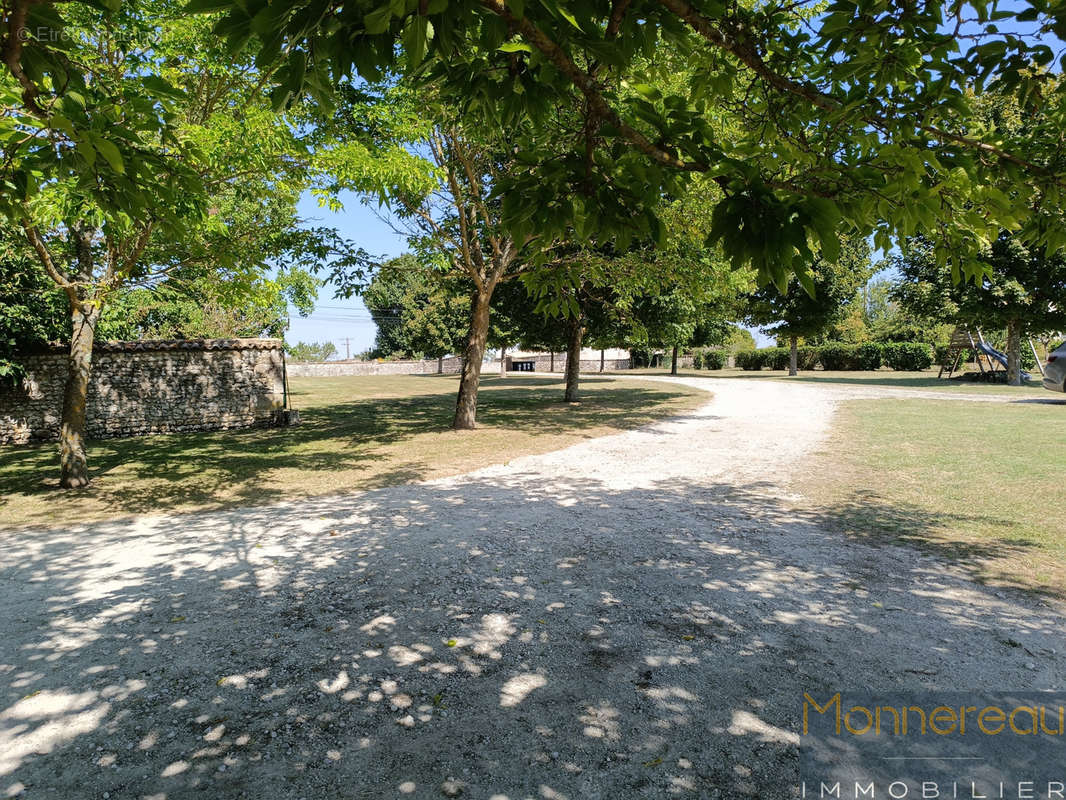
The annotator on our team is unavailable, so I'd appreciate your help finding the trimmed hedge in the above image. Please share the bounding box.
[738,342,936,372]
[704,350,725,370]
[797,346,819,370]
[767,347,791,370]
[819,343,860,370]
[735,350,763,370]
[856,343,883,371]
[882,342,933,371]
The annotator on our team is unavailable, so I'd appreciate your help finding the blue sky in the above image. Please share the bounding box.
[286,192,397,356]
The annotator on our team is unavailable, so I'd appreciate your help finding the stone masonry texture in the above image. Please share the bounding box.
[0,339,286,446]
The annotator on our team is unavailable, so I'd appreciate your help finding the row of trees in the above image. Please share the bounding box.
[356,222,1063,388]
[737,231,1066,384]
[3,0,1066,486]
[362,251,754,379]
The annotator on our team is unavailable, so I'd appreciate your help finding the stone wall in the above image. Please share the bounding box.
[287,356,465,378]
[287,354,633,378]
[0,339,287,446]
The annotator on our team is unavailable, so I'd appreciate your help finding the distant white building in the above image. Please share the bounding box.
[492,348,632,372]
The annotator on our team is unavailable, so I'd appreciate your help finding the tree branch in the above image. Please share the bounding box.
[20,217,79,305]
[1,0,47,117]
[478,0,706,173]
[656,0,1051,176]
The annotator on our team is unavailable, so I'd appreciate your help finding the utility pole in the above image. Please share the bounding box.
[344,338,350,360]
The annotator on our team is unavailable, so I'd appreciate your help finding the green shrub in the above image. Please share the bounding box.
[883,342,934,371]
[765,347,791,370]
[935,344,978,368]
[819,343,859,370]
[704,350,725,370]
[692,350,705,370]
[735,350,763,370]
[796,346,819,370]
[856,342,884,371]
[1020,346,1037,371]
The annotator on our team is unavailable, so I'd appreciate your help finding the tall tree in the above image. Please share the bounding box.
[745,236,872,375]
[892,233,1066,385]
[1,4,354,487]
[606,175,753,375]
[363,255,469,361]
[520,250,633,400]
[311,85,534,428]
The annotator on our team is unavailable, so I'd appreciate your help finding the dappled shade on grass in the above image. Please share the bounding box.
[798,397,1066,594]
[625,367,1049,395]
[0,374,706,529]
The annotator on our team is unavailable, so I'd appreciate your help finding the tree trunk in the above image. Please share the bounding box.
[549,351,554,372]
[453,289,492,429]
[564,316,583,402]
[60,301,100,489]
[1006,319,1022,386]
[599,348,605,373]
[789,335,798,377]
[437,355,443,374]
[670,344,679,375]
[499,343,507,378]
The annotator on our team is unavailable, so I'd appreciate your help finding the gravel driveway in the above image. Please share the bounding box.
[1,376,1063,799]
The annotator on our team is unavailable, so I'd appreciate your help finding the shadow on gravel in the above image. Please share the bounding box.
[807,488,1048,594]
[0,477,1059,799]
[0,378,692,527]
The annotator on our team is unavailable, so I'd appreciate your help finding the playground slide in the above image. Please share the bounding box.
[976,341,1031,380]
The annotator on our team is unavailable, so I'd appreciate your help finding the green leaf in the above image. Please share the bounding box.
[403,17,429,68]
[795,266,816,298]
[558,7,582,30]
[364,6,393,35]
[185,0,235,12]
[631,83,662,101]
[75,138,96,167]
[141,76,186,99]
[92,137,125,174]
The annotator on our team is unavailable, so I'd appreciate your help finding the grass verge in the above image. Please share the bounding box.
[623,366,1050,396]
[796,397,1066,594]
[0,374,706,530]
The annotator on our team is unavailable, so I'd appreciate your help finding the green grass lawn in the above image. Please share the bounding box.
[0,374,706,530]
[798,397,1066,594]
[623,366,1050,396]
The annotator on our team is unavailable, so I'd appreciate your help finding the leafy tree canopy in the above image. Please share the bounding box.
[891,233,1066,336]
[745,235,872,342]
[286,341,339,361]
[199,0,1066,288]
[363,254,471,358]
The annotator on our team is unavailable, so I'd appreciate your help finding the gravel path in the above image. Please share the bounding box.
[1,377,1063,800]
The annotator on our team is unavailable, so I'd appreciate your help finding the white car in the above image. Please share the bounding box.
[1044,342,1066,393]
